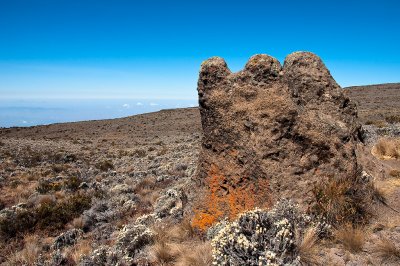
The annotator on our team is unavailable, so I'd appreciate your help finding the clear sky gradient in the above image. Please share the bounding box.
[0,0,399,100]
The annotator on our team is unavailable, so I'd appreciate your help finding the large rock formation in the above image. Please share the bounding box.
[193,52,361,229]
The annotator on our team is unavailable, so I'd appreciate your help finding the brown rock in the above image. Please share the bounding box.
[193,52,361,229]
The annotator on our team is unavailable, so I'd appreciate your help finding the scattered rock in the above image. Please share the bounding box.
[361,124,400,144]
[52,228,83,250]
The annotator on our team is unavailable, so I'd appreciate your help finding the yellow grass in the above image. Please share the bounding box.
[297,227,320,265]
[334,224,365,253]
[372,138,400,160]
[374,236,400,263]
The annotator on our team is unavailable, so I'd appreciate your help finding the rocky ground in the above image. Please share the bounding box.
[0,83,399,265]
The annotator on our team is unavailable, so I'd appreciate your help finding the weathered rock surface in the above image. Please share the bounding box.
[195,52,361,221]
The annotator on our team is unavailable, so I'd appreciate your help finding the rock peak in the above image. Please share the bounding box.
[192,52,361,230]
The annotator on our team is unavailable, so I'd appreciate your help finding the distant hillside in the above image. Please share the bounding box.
[344,83,400,123]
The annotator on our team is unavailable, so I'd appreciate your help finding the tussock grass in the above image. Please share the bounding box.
[95,160,114,171]
[5,234,41,266]
[385,115,400,124]
[311,176,373,225]
[69,239,92,264]
[150,218,209,265]
[365,120,387,128]
[334,224,365,253]
[150,241,180,265]
[374,237,400,264]
[297,227,320,265]
[176,242,212,266]
[372,138,400,160]
[389,169,400,178]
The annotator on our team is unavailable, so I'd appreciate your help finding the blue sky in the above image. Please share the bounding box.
[0,0,399,100]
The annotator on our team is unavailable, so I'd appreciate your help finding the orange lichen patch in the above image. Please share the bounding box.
[192,164,271,231]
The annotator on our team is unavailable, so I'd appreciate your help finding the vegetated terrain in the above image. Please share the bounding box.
[344,83,400,125]
[0,84,399,265]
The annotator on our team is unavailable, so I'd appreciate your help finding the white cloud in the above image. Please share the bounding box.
[150,102,159,106]
[22,120,28,124]
[136,102,143,106]
[122,103,130,108]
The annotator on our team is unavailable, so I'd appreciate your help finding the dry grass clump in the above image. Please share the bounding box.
[51,163,70,173]
[5,234,41,265]
[334,224,365,253]
[64,176,84,191]
[374,236,400,264]
[150,241,180,265]
[372,138,400,160]
[385,115,400,124]
[68,239,92,264]
[36,179,62,194]
[134,176,156,195]
[389,169,400,178]
[296,227,320,265]
[152,218,196,246]
[365,120,387,128]
[95,160,114,171]
[310,176,372,225]
[69,216,84,230]
[132,149,147,158]
[149,218,209,265]
[175,242,212,266]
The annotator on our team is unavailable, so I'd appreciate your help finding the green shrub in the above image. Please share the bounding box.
[0,193,92,239]
[35,193,91,230]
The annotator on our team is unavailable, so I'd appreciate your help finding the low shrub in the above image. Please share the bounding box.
[0,193,92,239]
[36,180,62,194]
[52,164,69,173]
[36,193,92,230]
[64,176,83,191]
[95,160,114,171]
[0,209,36,239]
[211,200,310,266]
